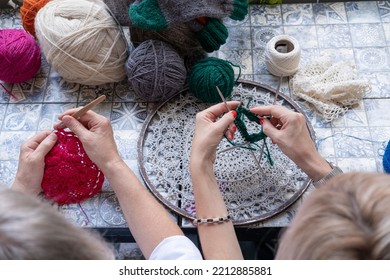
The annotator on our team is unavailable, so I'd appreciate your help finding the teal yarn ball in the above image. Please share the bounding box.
[188,57,235,103]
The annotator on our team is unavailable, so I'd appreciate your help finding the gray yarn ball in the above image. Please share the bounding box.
[125,40,187,102]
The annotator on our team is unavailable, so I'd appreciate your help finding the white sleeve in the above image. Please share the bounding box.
[149,235,203,260]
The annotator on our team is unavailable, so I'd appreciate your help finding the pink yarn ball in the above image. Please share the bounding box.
[0,29,41,83]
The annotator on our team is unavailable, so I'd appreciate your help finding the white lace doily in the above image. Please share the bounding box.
[138,80,314,225]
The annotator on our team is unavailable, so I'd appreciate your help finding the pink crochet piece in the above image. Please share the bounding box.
[41,129,104,205]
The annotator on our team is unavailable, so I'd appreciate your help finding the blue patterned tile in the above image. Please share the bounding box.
[350,23,387,47]
[332,127,375,158]
[9,79,46,104]
[44,74,80,103]
[0,104,6,130]
[345,1,381,23]
[0,131,34,160]
[217,49,253,75]
[252,48,268,75]
[38,103,76,131]
[282,4,315,25]
[220,27,251,50]
[315,127,336,158]
[360,72,390,98]
[0,83,12,103]
[223,12,250,27]
[319,48,355,63]
[332,104,368,128]
[251,26,284,49]
[337,157,377,172]
[0,9,22,28]
[298,48,321,65]
[365,99,390,127]
[111,102,148,130]
[114,130,139,161]
[0,160,18,187]
[284,25,318,49]
[379,1,390,23]
[77,101,112,120]
[250,4,282,26]
[113,79,137,102]
[78,84,114,103]
[313,3,347,24]
[316,25,352,48]
[384,22,390,45]
[354,47,389,71]
[2,103,42,131]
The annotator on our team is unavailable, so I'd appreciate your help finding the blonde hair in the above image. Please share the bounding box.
[0,188,115,260]
[276,173,390,260]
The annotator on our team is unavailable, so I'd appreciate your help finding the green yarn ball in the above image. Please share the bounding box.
[188,57,235,103]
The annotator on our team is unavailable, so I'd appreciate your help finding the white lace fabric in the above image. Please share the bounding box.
[290,57,371,122]
[139,82,312,225]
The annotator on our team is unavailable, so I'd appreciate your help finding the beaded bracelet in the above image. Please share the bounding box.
[192,215,231,225]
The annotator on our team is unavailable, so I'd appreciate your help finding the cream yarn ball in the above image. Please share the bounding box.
[35,0,128,85]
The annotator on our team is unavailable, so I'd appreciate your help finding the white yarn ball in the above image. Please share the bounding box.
[264,35,301,77]
[35,0,128,85]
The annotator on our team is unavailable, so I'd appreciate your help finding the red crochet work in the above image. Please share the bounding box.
[41,129,104,205]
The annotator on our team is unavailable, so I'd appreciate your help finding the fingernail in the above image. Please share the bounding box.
[232,125,236,133]
[196,17,208,25]
[48,133,57,141]
[259,118,264,125]
[57,122,65,129]
[231,110,237,118]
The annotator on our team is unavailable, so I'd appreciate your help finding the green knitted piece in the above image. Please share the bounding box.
[230,0,249,21]
[228,105,274,166]
[194,18,228,53]
[129,0,167,30]
[234,106,267,143]
[129,0,249,31]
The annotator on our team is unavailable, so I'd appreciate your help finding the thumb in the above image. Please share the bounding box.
[261,118,280,142]
[62,115,90,140]
[34,133,57,159]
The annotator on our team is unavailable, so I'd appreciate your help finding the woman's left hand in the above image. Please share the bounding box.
[190,101,239,166]
[12,131,57,196]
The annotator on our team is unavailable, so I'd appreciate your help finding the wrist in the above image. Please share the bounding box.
[11,178,40,197]
[190,156,214,176]
[294,150,333,181]
[312,162,343,187]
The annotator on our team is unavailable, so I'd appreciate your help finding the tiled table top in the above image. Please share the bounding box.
[1,1,390,255]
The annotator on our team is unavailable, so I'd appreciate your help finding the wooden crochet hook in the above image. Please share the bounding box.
[56,95,106,130]
[71,95,106,119]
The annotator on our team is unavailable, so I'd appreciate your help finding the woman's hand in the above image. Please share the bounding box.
[12,131,57,196]
[250,105,332,181]
[190,101,239,167]
[53,109,121,172]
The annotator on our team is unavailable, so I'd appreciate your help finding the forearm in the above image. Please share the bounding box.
[294,149,333,182]
[191,160,243,260]
[102,160,183,259]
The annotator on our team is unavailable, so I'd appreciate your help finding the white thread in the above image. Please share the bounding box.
[35,0,128,86]
[264,35,301,77]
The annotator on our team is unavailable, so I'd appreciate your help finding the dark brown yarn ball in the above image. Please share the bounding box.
[125,40,187,102]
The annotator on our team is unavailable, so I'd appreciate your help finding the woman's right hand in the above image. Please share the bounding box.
[53,109,121,172]
[250,105,332,181]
